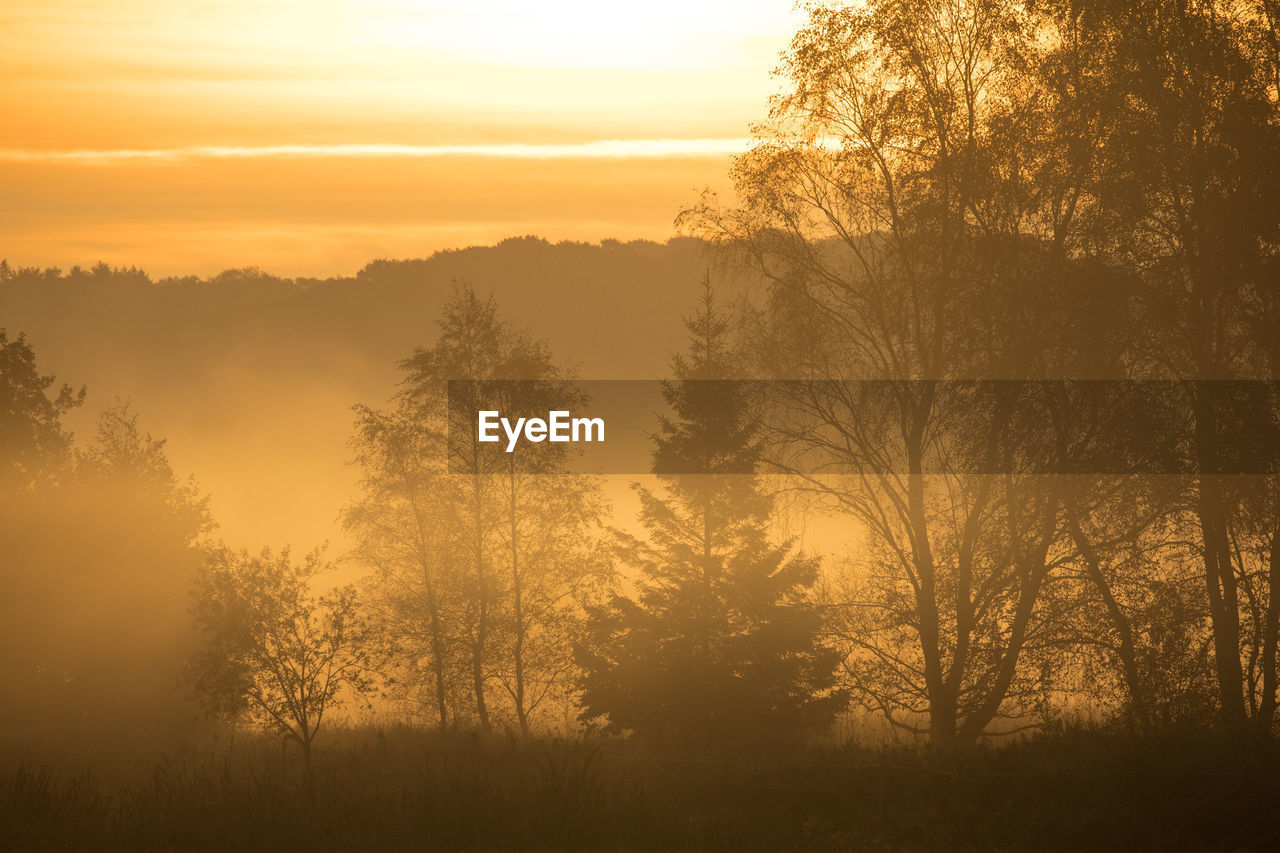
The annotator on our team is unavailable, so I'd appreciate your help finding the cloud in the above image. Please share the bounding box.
[0,138,752,165]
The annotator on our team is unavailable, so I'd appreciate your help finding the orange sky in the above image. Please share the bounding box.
[1,0,802,275]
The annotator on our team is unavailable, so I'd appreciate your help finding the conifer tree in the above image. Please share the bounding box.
[578,278,845,746]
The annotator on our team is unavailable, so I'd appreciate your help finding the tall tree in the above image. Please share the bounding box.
[681,0,1207,750]
[352,285,606,733]
[395,287,515,729]
[345,404,465,728]
[687,0,1280,742]
[1060,0,1280,727]
[685,0,1058,751]
[0,396,212,734]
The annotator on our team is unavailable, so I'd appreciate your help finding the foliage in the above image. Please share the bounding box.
[186,547,376,767]
[579,281,846,745]
[0,328,84,489]
[0,366,210,733]
[679,0,1280,749]
[346,284,608,734]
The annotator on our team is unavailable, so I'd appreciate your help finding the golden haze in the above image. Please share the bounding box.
[1,0,803,274]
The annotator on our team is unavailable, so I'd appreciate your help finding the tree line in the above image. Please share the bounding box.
[0,279,847,763]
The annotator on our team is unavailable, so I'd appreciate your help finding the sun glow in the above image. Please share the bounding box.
[352,0,800,70]
[0,0,802,274]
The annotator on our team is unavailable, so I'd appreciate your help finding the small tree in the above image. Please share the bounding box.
[187,547,375,774]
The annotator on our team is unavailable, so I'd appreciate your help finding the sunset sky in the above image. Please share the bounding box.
[1,0,802,275]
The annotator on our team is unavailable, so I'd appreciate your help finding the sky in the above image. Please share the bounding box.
[1,0,804,275]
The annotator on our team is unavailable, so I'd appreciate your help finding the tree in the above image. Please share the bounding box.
[346,402,467,728]
[484,373,607,736]
[1043,0,1280,728]
[350,284,607,734]
[683,0,1072,751]
[0,328,84,489]
[492,445,606,736]
[76,401,211,545]
[186,547,375,774]
[578,279,845,747]
[397,287,511,730]
[0,395,212,735]
[679,0,1241,750]
[683,0,1280,744]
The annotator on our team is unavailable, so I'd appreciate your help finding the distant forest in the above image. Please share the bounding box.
[0,236,713,384]
[0,237,720,551]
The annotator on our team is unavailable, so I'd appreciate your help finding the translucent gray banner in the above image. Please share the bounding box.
[445,380,1280,475]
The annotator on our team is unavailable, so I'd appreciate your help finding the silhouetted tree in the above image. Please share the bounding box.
[76,401,211,544]
[685,0,1084,751]
[352,285,607,733]
[399,288,511,729]
[0,329,83,490]
[1043,0,1280,728]
[0,362,212,735]
[346,404,466,728]
[686,0,1280,744]
[186,547,375,775]
[578,280,845,746]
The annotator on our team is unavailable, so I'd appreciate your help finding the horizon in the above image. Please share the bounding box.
[1,232,710,280]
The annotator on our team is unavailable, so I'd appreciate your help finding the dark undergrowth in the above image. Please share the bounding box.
[2,725,1278,851]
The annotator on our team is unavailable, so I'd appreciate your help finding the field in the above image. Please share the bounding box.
[3,726,1279,851]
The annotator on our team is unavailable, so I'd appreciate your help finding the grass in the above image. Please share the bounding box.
[2,725,1279,851]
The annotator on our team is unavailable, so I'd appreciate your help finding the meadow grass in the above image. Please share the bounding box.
[2,725,1278,851]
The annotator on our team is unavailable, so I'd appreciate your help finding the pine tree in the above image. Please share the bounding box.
[578,277,845,747]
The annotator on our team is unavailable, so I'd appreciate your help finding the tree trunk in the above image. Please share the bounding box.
[509,461,529,737]
[903,387,953,755]
[300,729,315,801]
[957,480,1059,747]
[1067,506,1149,730]
[472,470,491,730]
[1258,525,1280,731]
[1195,383,1246,725]
[410,494,449,730]
[429,605,449,729]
